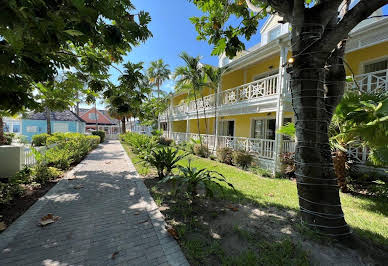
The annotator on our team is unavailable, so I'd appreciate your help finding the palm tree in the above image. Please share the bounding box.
[330,91,388,191]
[204,65,224,150]
[148,59,171,98]
[174,52,206,145]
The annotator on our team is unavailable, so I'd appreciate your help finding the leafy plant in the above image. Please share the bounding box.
[232,150,253,169]
[193,144,210,158]
[2,132,15,145]
[32,133,50,146]
[277,123,295,140]
[92,131,105,143]
[158,136,174,146]
[216,147,234,165]
[142,147,187,179]
[160,161,235,199]
[279,152,295,178]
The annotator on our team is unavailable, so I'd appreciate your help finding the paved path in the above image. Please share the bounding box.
[0,141,188,266]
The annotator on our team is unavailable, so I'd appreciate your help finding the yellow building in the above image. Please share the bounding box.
[159,12,388,170]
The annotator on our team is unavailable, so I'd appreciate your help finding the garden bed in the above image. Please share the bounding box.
[122,141,388,265]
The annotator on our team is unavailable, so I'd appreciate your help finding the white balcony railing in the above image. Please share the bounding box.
[220,74,279,106]
[346,69,388,93]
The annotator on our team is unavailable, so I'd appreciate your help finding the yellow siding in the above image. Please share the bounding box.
[246,54,280,82]
[172,121,186,132]
[219,113,272,137]
[189,117,215,134]
[345,42,388,75]
[172,93,187,106]
[222,69,245,91]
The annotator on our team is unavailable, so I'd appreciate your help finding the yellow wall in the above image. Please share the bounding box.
[245,54,280,82]
[172,120,187,132]
[345,42,388,75]
[189,117,215,134]
[172,93,187,106]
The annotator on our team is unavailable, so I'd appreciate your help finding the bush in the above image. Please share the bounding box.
[151,129,163,137]
[33,166,63,184]
[121,132,158,156]
[2,132,15,145]
[32,133,50,146]
[87,135,100,149]
[92,131,105,143]
[233,150,253,169]
[158,136,174,146]
[0,182,24,205]
[142,147,187,179]
[279,152,295,178]
[217,147,234,165]
[193,144,210,158]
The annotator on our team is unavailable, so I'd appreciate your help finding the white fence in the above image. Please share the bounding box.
[346,69,388,93]
[23,145,55,167]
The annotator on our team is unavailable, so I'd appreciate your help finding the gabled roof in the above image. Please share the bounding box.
[78,107,119,125]
[25,110,86,122]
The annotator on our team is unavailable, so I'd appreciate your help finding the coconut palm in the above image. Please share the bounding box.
[174,52,207,145]
[204,65,225,149]
[147,59,171,98]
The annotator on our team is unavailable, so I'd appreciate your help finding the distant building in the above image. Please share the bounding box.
[22,110,86,141]
[79,108,120,135]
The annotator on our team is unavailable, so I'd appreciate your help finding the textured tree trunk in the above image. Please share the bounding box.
[0,116,5,145]
[193,90,202,145]
[121,117,126,133]
[333,150,348,192]
[290,20,350,237]
[46,108,52,135]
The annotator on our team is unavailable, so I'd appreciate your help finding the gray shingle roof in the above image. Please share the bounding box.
[25,110,86,122]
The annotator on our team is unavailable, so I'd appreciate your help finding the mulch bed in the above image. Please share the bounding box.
[0,181,58,230]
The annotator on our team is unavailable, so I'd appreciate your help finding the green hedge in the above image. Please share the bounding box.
[32,133,50,146]
[92,131,105,143]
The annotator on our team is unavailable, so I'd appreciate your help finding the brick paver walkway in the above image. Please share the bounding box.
[0,141,188,266]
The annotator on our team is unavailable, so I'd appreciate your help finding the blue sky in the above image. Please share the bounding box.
[82,1,388,109]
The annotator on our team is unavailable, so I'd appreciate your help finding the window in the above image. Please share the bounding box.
[3,122,9,132]
[26,126,37,133]
[251,119,276,140]
[268,26,281,42]
[53,123,69,132]
[12,124,20,133]
[364,59,388,74]
[89,113,99,120]
[219,121,234,137]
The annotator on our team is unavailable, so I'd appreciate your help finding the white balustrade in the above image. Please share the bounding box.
[346,69,388,93]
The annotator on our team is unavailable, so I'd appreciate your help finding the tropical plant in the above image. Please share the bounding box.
[277,123,296,140]
[142,147,188,179]
[232,150,253,169]
[160,161,235,199]
[190,0,387,236]
[193,144,210,158]
[216,147,234,165]
[174,52,207,145]
[32,133,50,147]
[92,131,106,143]
[147,59,171,98]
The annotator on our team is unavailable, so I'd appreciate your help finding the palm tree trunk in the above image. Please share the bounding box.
[46,107,52,135]
[333,150,348,192]
[193,91,202,146]
[0,116,5,145]
[201,95,209,150]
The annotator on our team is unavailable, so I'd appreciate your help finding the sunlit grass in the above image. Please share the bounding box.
[122,143,388,247]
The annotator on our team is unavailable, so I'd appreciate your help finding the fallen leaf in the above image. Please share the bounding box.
[39,213,60,226]
[226,205,238,212]
[111,251,119,259]
[167,227,179,240]
[73,184,84,189]
[0,222,7,231]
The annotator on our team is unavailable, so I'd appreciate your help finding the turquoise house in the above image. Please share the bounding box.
[22,110,86,141]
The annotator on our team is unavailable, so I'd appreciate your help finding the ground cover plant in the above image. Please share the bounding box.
[122,135,388,265]
[0,133,100,232]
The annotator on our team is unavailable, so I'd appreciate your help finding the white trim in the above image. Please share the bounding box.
[252,69,279,82]
[218,118,236,137]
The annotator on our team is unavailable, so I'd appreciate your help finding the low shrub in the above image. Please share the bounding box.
[158,136,174,146]
[87,135,100,149]
[0,182,24,205]
[217,147,234,165]
[193,144,210,158]
[151,129,163,137]
[141,147,187,179]
[279,152,295,178]
[32,133,50,146]
[2,132,15,145]
[33,165,63,184]
[250,166,272,178]
[92,131,105,143]
[233,150,253,169]
[121,132,158,156]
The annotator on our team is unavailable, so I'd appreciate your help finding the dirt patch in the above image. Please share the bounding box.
[0,181,58,230]
[143,175,388,265]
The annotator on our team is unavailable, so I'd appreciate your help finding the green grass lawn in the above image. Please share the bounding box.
[122,143,388,247]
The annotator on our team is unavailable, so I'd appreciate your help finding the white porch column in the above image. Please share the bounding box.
[214,77,222,150]
[273,44,289,174]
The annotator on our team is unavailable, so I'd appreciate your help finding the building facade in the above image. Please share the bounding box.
[22,110,86,141]
[79,108,120,137]
[159,11,388,171]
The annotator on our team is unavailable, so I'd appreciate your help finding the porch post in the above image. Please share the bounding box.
[214,77,222,151]
[273,44,288,174]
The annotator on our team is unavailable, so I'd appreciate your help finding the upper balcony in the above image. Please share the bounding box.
[161,74,282,121]
[160,69,388,122]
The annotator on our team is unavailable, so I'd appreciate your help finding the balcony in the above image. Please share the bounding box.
[160,74,280,121]
[160,69,388,121]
